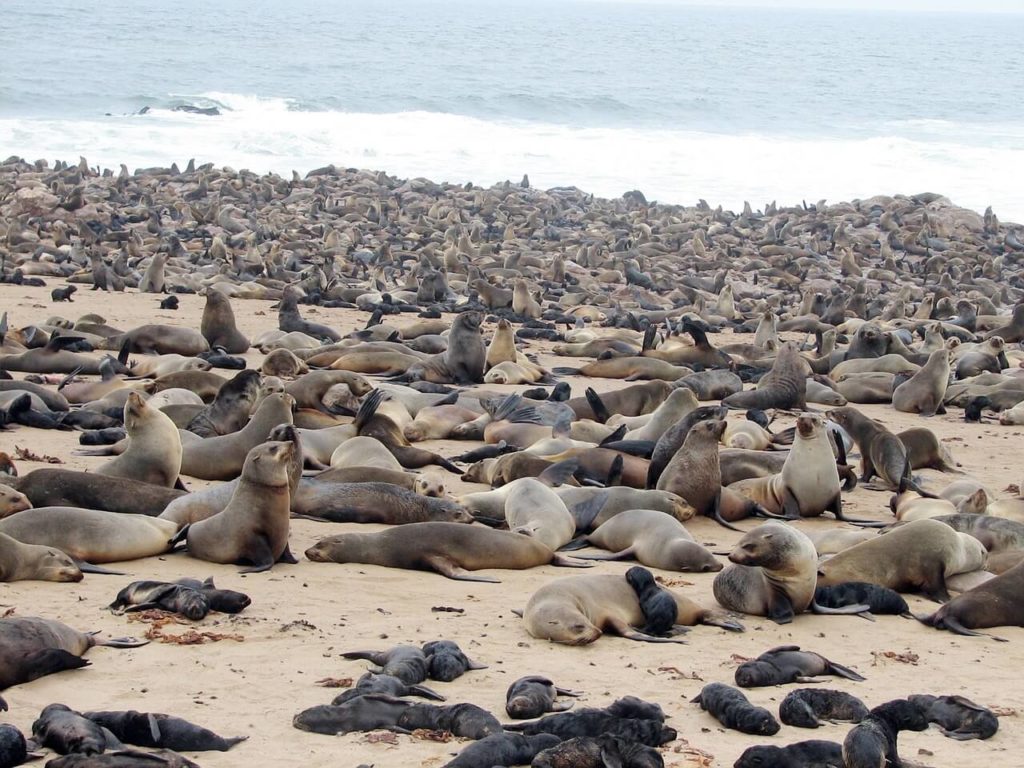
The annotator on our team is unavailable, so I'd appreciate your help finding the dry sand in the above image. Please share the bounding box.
[1,283,1022,768]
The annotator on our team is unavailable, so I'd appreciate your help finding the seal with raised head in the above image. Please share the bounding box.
[305,522,591,582]
[200,289,249,354]
[842,699,929,768]
[404,311,486,385]
[722,342,808,410]
[891,347,950,416]
[182,440,297,573]
[712,522,818,624]
[522,573,742,645]
[96,391,182,488]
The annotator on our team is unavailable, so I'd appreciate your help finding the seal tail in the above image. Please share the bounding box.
[899,474,938,499]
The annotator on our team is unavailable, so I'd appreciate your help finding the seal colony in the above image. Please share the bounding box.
[0,154,1022,766]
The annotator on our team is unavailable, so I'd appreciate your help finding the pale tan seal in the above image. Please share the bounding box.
[179,392,294,481]
[0,485,32,517]
[486,318,518,368]
[580,509,722,572]
[712,522,818,624]
[182,440,297,573]
[329,436,403,470]
[304,522,590,582]
[96,392,182,488]
[0,532,82,582]
[522,574,741,645]
[891,348,950,416]
[817,518,986,601]
[504,478,578,551]
[260,348,309,379]
[0,508,178,563]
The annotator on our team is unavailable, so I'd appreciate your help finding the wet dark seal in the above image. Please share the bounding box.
[690,683,780,736]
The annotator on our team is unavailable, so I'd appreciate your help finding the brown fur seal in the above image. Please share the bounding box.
[305,522,591,583]
[0,484,31,517]
[284,370,373,413]
[352,390,462,474]
[291,481,472,524]
[566,381,672,422]
[0,508,178,563]
[261,348,308,379]
[185,368,260,438]
[412,311,486,385]
[96,392,182,488]
[722,342,808,410]
[182,440,297,573]
[522,574,742,645]
[503,478,579,550]
[656,419,765,529]
[486,318,518,368]
[918,561,1024,638]
[313,466,444,496]
[0,532,82,582]
[712,522,819,623]
[827,406,936,496]
[897,427,959,473]
[580,509,722,572]
[200,289,249,354]
[817,518,986,601]
[0,616,146,709]
[179,392,294,481]
[891,348,950,416]
[6,469,183,516]
[103,324,210,356]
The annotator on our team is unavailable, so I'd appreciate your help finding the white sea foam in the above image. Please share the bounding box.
[2,93,1022,223]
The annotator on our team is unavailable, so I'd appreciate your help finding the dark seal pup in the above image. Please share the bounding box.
[842,699,929,768]
[691,683,780,735]
[780,688,869,728]
[735,645,865,687]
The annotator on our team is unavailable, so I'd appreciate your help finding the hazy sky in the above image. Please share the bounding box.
[591,0,1023,12]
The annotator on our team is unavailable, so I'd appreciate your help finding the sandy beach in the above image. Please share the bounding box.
[1,282,1022,768]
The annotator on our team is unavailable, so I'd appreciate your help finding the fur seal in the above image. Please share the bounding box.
[827,406,935,496]
[0,484,31,517]
[292,481,471,524]
[735,645,866,687]
[305,522,590,582]
[722,342,808,410]
[82,711,246,752]
[0,532,82,582]
[566,381,672,422]
[734,740,843,768]
[32,702,120,755]
[0,724,27,767]
[0,616,146,710]
[646,404,726,489]
[444,733,561,768]
[780,688,869,728]
[842,699,929,768]
[580,508,722,572]
[278,291,341,341]
[625,565,678,636]
[0,508,178,564]
[917,560,1024,637]
[522,573,741,644]
[812,582,911,618]
[185,368,260,438]
[728,413,849,520]
[200,290,249,354]
[817,518,986,601]
[713,522,819,623]
[891,347,950,416]
[179,392,294,481]
[505,676,581,719]
[504,478,578,550]
[906,694,998,740]
[690,683,780,736]
[105,324,209,356]
[404,311,486,384]
[182,440,297,573]
[107,581,211,620]
[530,735,664,768]
[95,392,182,488]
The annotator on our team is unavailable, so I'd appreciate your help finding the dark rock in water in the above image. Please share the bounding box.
[172,105,221,116]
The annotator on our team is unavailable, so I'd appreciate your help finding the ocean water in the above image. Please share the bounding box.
[2,0,1023,220]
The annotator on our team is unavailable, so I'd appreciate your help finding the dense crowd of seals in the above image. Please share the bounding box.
[1,153,1023,765]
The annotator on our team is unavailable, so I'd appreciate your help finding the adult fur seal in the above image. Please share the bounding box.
[691,683,780,735]
[0,616,146,710]
[291,481,472,524]
[917,560,1024,638]
[305,522,590,582]
[0,508,178,564]
[0,532,83,582]
[403,311,486,384]
[185,368,260,438]
[827,406,936,496]
[522,573,742,644]
[6,469,184,516]
[891,348,950,416]
[712,522,819,624]
[181,440,297,573]
[817,518,986,602]
[580,508,722,572]
[200,290,249,354]
[96,392,182,488]
[722,342,808,410]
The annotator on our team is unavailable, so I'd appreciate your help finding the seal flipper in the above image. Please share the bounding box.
[75,560,125,576]
[568,493,607,532]
[605,616,687,644]
[537,458,579,488]
[709,489,746,532]
[421,554,500,582]
[585,388,611,423]
[605,454,624,487]
[238,537,275,574]
[550,553,595,569]
[94,637,149,648]
[822,658,866,681]
[408,684,446,701]
[598,425,627,446]
[766,586,796,624]
[277,543,299,565]
[780,487,803,520]
[573,546,637,561]
[0,695,6,711]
